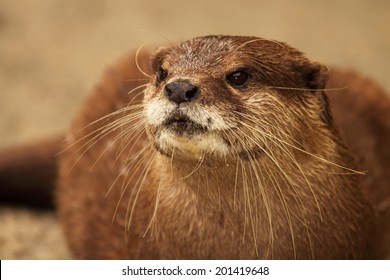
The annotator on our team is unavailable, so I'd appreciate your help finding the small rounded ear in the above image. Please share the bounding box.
[150,46,168,72]
[296,61,330,92]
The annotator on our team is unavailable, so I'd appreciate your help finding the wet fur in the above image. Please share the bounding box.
[55,36,388,259]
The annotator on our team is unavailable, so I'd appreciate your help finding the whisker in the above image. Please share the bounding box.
[125,150,157,232]
[266,85,349,92]
[236,38,286,51]
[111,144,154,223]
[135,42,152,79]
[180,152,205,180]
[143,179,162,237]
[235,111,364,175]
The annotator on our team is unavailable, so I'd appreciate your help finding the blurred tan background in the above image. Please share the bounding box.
[0,0,389,259]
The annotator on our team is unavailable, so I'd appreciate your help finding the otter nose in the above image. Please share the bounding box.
[164,81,199,105]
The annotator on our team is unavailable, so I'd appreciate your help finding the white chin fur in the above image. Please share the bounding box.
[145,98,232,157]
[158,130,230,158]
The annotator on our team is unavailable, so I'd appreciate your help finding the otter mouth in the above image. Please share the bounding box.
[163,112,208,136]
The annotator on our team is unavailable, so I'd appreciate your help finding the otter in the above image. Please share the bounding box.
[1,35,389,259]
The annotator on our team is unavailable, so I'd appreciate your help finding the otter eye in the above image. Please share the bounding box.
[157,67,168,82]
[227,70,249,88]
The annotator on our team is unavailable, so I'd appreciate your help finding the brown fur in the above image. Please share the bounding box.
[55,36,388,259]
[326,70,390,259]
[0,136,61,208]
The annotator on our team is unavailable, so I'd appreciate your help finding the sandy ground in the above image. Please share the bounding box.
[0,0,389,259]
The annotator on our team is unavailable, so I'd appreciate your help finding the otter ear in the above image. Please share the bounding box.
[298,61,330,92]
[150,47,168,72]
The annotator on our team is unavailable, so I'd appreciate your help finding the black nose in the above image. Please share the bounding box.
[164,80,199,105]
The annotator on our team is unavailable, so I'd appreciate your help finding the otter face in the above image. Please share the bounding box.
[143,35,329,159]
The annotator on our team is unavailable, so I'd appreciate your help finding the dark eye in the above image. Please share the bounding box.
[157,67,168,82]
[226,70,249,88]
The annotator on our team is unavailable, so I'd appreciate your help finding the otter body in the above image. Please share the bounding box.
[57,36,389,259]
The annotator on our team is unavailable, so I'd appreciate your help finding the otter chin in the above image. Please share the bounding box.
[55,35,389,259]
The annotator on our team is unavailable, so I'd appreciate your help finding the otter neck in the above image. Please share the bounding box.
[153,154,249,207]
[155,151,290,209]
[152,131,350,212]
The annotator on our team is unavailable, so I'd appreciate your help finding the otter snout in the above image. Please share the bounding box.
[164,80,199,105]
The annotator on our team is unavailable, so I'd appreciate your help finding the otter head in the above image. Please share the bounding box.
[144,35,330,161]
